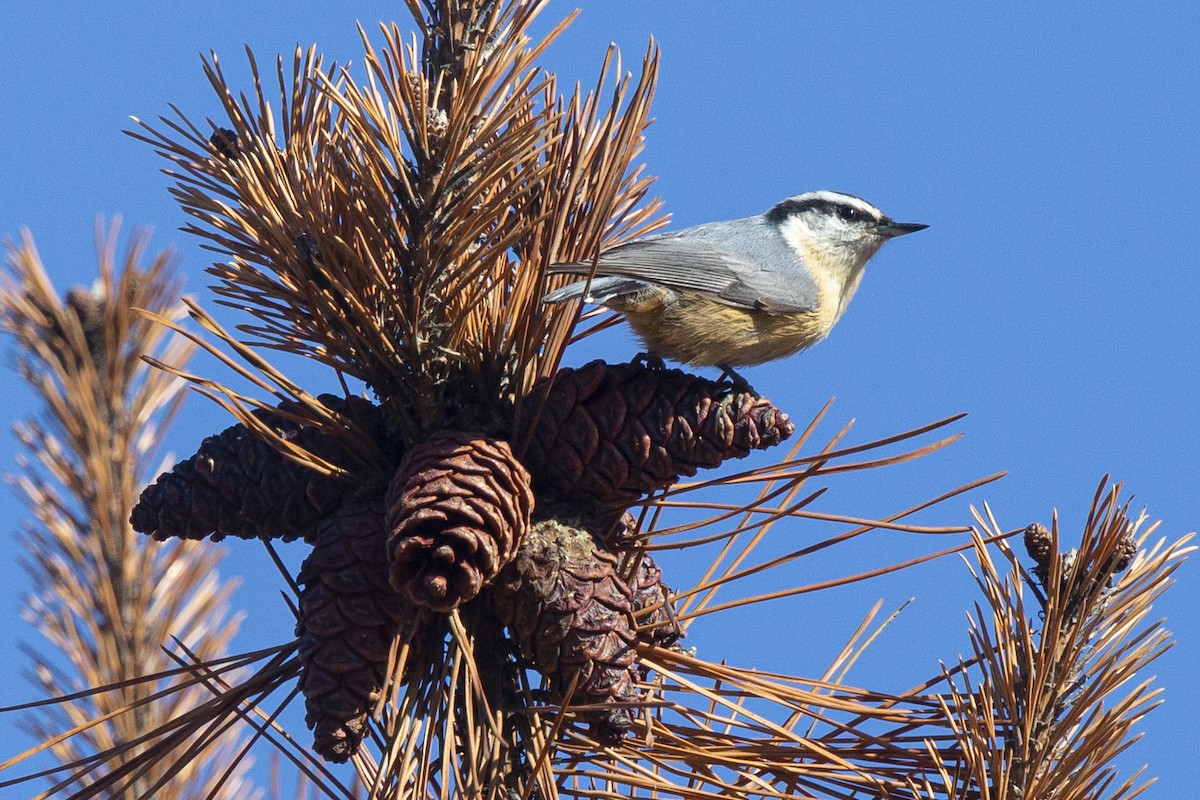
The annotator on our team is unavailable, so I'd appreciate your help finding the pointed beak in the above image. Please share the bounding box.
[875,220,929,238]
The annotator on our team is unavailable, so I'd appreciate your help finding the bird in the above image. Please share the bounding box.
[542,190,927,371]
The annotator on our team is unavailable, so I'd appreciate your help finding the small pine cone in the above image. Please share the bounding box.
[490,519,641,744]
[297,495,411,762]
[630,553,683,651]
[131,395,391,543]
[1108,528,1138,575]
[64,286,108,367]
[386,431,533,612]
[521,359,795,507]
[209,127,242,159]
[1023,522,1054,583]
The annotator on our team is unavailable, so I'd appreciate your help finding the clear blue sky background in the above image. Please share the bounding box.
[2,2,1198,796]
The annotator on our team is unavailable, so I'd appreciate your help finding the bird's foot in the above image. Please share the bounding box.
[632,351,667,371]
[717,364,756,394]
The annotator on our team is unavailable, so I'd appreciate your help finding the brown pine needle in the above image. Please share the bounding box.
[139,299,388,476]
[666,467,1004,623]
[163,638,347,795]
[663,412,967,496]
[677,520,1017,622]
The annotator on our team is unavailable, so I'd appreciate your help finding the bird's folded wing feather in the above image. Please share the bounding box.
[547,236,818,314]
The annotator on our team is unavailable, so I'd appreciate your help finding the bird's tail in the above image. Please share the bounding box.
[542,275,652,305]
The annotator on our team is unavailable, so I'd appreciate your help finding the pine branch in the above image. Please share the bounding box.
[0,221,258,799]
[918,480,1194,799]
[128,0,662,443]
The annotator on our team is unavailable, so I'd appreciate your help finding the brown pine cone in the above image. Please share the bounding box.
[296,494,411,762]
[1023,522,1054,584]
[1097,525,1138,581]
[208,127,242,159]
[386,431,533,612]
[1110,531,1138,574]
[520,359,794,507]
[64,286,108,367]
[490,518,642,744]
[131,395,393,543]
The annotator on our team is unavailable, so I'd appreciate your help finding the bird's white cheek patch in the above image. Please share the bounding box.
[778,217,851,336]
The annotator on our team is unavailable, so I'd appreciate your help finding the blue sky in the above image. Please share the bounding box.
[2,2,1198,795]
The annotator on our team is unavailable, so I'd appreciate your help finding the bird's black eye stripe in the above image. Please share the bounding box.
[765,195,876,224]
[764,198,810,223]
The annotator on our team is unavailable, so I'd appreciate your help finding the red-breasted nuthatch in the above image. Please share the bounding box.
[542,190,927,368]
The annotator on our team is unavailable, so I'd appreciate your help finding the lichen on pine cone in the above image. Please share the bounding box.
[520,359,795,507]
[490,518,642,744]
[386,431,533,612]
[130,395,392,543]
[296,495,412,762]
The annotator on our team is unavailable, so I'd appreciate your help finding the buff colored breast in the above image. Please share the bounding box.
[610,288,837,367]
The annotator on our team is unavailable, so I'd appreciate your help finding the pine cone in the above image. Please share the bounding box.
[296,495,411,762]
[386,431,533,612]
[521,359,794,507]
[1100,525,1138,579]
[1023,522,1054,583]
[64,286,108,367]
[208,127,242,159]
[131,395,392,543]
[490,518,641,744]
[1110,531,1137,574]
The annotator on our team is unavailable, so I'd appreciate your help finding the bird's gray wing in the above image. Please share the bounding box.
[547,226,818,313]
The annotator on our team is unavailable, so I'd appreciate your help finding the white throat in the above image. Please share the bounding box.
[778,214,876,323]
